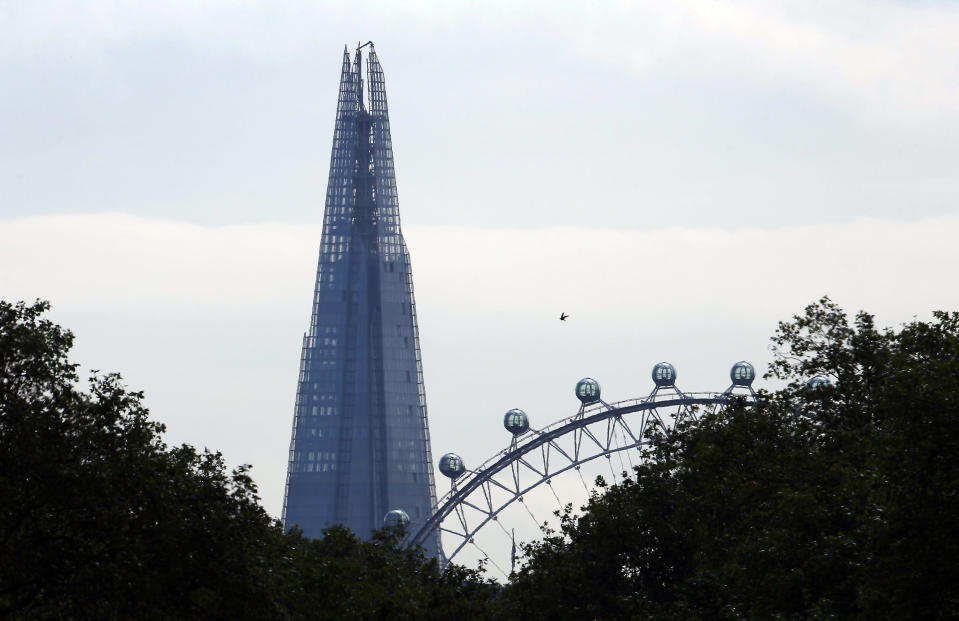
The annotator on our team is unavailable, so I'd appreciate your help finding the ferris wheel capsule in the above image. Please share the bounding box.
[651,362,676,387]
[503,409,530,435]
[438,452,466,479]
[383,509,410,529]
[575,378,601,404]
[730,361,755,386]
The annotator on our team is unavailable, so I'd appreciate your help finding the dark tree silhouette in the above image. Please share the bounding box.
[0,301,496,619]
[501,298,959,620]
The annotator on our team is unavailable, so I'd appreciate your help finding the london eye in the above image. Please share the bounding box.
[396,361,760,576]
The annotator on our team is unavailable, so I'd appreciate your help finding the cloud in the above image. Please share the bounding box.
[6,212,956,321]
[551,1,959,124]
[408,218,959,323]
[5,1,957,123]
[0,214,317,308]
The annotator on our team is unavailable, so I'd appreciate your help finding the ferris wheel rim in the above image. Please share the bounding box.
[407,391,738,551]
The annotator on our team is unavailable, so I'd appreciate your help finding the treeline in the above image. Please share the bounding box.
[504,298,959,619]
[0,301,493,619]
[2,299,957,619]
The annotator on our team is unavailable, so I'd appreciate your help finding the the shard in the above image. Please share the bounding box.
[282,43,439,556]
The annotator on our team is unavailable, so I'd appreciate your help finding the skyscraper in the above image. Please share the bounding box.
[282,43,439,556]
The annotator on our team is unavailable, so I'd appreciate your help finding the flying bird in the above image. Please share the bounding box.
[559,312,569,321]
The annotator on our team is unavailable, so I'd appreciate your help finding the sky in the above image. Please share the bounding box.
[2,0,958,569]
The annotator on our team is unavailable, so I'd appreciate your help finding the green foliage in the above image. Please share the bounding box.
[281,526,497,620]
[0,300,497,619]
[0,300,289,617]
[501,297,959,620]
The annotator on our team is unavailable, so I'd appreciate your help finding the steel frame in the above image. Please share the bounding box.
[407,390,742,561]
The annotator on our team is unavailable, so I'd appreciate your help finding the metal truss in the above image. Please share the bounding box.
[407,389,746,562]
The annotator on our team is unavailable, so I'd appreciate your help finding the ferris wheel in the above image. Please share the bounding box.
[390,361,760,576]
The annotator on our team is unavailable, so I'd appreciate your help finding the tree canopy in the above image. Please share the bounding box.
[501,298,959,619]
[0,300,495,619]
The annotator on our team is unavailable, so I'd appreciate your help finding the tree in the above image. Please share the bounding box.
[768,299,959,618]
[279,525,497,620]
[501,298,959,619]
[0,300,295,618]
[0,300,498,619]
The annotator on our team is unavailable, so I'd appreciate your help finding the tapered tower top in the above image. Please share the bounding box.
[283,44,440,557]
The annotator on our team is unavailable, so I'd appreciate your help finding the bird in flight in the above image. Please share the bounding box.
[559,312,569,321]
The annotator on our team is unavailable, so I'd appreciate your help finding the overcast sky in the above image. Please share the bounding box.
[2,1,958,568]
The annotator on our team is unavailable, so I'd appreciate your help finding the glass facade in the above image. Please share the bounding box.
[282,44,439,557]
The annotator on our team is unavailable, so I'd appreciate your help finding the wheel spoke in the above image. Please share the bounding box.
[410,391,748,570]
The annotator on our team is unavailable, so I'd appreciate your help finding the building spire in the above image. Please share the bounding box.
[283,43,440,557]
[351,44,364,111]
